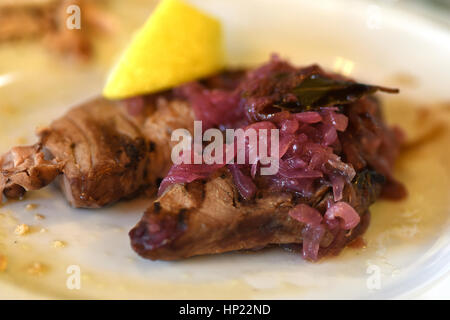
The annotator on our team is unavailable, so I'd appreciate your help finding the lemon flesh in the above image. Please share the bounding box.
[103,0,224,99]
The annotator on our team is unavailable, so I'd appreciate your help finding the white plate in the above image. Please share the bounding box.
[0,0,449,299]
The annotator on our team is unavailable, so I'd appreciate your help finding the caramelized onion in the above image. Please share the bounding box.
[289,204,323,226]
[325,202,360,230]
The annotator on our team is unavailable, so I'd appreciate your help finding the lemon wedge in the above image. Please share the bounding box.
[103,0,224,99]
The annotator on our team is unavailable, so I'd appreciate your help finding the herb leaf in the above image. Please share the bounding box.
[278,74,398,111]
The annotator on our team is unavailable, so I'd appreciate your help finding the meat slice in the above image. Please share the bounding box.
[129,169,383,260]
[0,95,194,208]
[41,97,150,207]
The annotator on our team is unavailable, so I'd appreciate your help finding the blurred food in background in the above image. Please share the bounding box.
[0,0,117,61]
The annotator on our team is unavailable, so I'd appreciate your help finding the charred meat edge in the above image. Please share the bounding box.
[129,168,383,260]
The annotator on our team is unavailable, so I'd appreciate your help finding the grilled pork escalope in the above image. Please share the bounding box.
[0,95,194,207]
[129,56,406,261]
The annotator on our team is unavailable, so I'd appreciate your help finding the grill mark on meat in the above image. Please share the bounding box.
[69,142,77,164]
[148,141,156,153]
[153,201,161,213]
[65,116,93,171]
